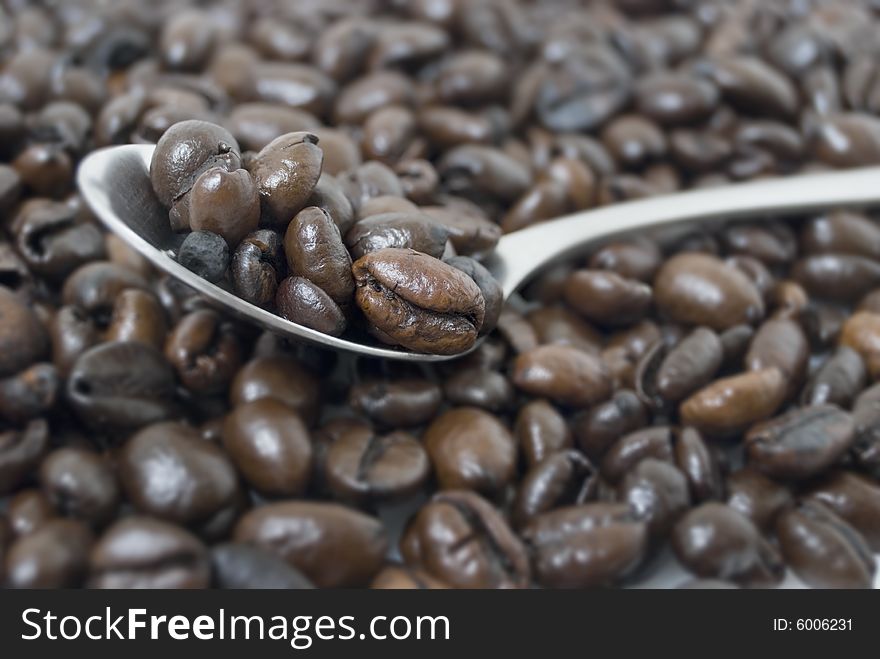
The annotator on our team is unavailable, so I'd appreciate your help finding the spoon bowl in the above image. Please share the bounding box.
[77,143,880,363]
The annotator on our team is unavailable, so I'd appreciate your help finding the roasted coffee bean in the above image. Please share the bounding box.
[590,240,661,283]
[49,306,99,376]
[802,347,866,407]
[701,57,797,118]
[640,327,723,406]
[726,255,774,303]
[285,206,354,306]
[230,355,320,426]
[371,565,450,589]
[563,270,652,327]
[89,517,210,589]
[442,367,513,412]
[572,390,648,461]
[654,253,764,330]
[840,311,880,379]
[619,459,690,536]
[187,167,260,247]
[246,131,323,226]
[745,317,809,394]
[325,430,429,503]
[601,115,667,167]
[793,254,880,302]
[444,256,502,334]
[635,72,718,125]
[234,501,387,588]
[719,324,754,369]
[674,427,723,503]
[500,180,569,233]
[348,376,442,428]
[515,399,573,467]
[672,502,785,585]
[276,276,347,336]
[514,450,597,528]
[120,422,240,527]
[165,309,241,394]
[5,519,93,588]
[725,467,793,532]
[353,248,485,355]
[0,285,49,378]
[424,407,517,495]
[39,448,118,527]
[0,420,49,495]
[801,212,880,260]
[512,345,611,408]
[177,230,229,283]
[746,405,854,481]
[723,223,797,265]
[526,306,603,354]
[402,490,530,589]
[7,489,54,537]
[776,501,875,589]
[62,262,151,322]
[0,363,59,424]
[105,289,167,350]
[522,503,648,589]
[807,471,880,550]
[851,383,880,479]
[420,205,502,256]
[438,145,530,203]
[601,426,674,484]
[67,342,178,435]
[812,113,880,167]
[211,542,314,589]
[222,398,311,498]
[680,368,786,438]
[225,103,321,152]
[230,229,284,307]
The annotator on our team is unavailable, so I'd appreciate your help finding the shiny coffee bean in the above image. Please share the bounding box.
[793,254,880,302]
[0,285,49,378]
[223,399,312,498]
[0,363,59,424]
[674,426,723,503]
[276,276,347,336]
[165,309,242,394]
[62,262,151,321]
[801,211,880,260]
[233,501,387,588]
[188,167,260,247]
[776,501,875,589]
[211,542,314,589]
[619,459,690,536]
[402,490,530,589]
[249,131,323,226]
[851,383,880,479]
[325,430,430,503]
[801,347,866,407]
[230,354,320,426]
[672,502,784,585]
[7,489,55,537]
[563,270,652,327]
[5,519,93,588]
[444,256,503,335]
[840,311,880,379]
[353,248,485,355]
[512,345,611,408]
[514,399,572,467]
[601,426,674,484]
[514,451,597,528]
[635,72,718,125]
[348,376,442,428]
[231,229,284,308]
[105,289,167,350]
[521,503,648,589]
[745,317,809,395]
[89,516,210,589]
[725,467,793,532]
[639,327,723,406]
[807,471,880,550]
[442,367,513,412]
[0,420,49,495]
[39,448,119,527]
[526,306,603,354]
[423,407,517,496]
[285,206,354,307]
[572,390,648,461]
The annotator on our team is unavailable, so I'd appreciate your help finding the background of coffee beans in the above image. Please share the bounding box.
[1,0,880,589]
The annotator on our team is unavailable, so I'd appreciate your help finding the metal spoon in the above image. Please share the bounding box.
[77,144,880,363]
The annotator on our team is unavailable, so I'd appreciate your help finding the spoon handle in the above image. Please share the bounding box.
[492,165,880,298]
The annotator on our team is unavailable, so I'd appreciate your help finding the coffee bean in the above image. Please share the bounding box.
[801,346,866,407]
[776,501,875,589]
[233,501,387,588]
[230,229,284,307]
[188,167,260,247]
[0,363,59,424]
[674,427,723,503]
[572,390,647,461]
[512,345,611,408]
[90,516,210,589]
[350,212,450,263]
[635,72,718,125]
[249,131,322,226]
[515,399,572,467]
[285,206,354,306]
[177,230,229,283]
[106,289,167,350]
[840,311,880,379]
[165,309,242,394]
[211,542,314,589]
[7,489,55,536]
[230,354,320,426]
[563,270,652,327]
[725,467,792,532]
[619,459,690,536]
[5,519,93,588]
[601,426,674,484]
[403,490,530,589]
[0,285,49,377]
[39,448,119,527]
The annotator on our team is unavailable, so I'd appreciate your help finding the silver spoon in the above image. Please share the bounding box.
[77,144,880,363]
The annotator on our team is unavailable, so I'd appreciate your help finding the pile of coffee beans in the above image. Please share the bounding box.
[1,0,880,589]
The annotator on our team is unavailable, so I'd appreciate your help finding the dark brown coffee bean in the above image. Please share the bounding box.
[67,341,178,435]
[514,399,573,467]
[746,405,854,481]
[424,407,516,495]
[249,131,322,226]
[672,502,784,585]
[230,229,284,307]
[719,324,754,369]
[563,270,652,327]
[619,458,690,536]
[680,368,786,438]
[225,103,321,152]
[334,71,415,125]
[89,516,210,589]
[724,223,797,266]
[654,253,764,330]
[572,390,648,461]
[230,355,320,426]
[0,285,49,378]
[285,206,354,306]
[353,248,485,355]
[164,309,241,393]
[745,317,809,395]
[223,399,312,498]
[7,489,54,537]
[61,262,151,321]
[635,72,718,125]
[521,503,648,589]
[313,18,377,82]
[49,306,98,377]
[840,311,880,379]
[361,105,417,164]
[420,205,502,257]
[442,367,513,412]
[526,306,603,355]
[402,490,530,589]
[5,519,92,588]
[776,501,875,589]
[500,180,570,233]
[601,426,674,484]
[39,448,118,527]
[590,240,662,283]
[370,565,449,589]
[276,276,347,336]
[444,256,502,335]
[812,113,880,167]
[514,450,597,528]
[234,501,387,588]
[512,345,611,408]
[211,542,314,589]
[725,467,792,532]
[346,211,449,260]
[348,376,442,428]
[325,430,429,503]
[159,10,216,71]
[120,422,240,527]
[105,289,167,350]
[702,57,797,117]
[642,327,723,406]
[307,173,357,235]
[601,115,667,167]
[0,420,49,495]
[0,363,59,424]
[188,167,260,247]
[248,63,336,116]
[802,347,867,407]
[438,144,530,203]
[851,383,880,479]
[794,254,880,302]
